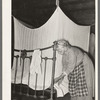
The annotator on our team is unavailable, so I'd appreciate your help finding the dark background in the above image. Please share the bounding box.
[12,0,95,28]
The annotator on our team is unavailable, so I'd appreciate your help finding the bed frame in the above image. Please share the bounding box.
[12,41,57,100]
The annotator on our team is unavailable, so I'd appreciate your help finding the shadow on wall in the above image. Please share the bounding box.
[89,25,95,68]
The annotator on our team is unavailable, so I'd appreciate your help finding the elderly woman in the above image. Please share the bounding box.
[54,39,94,100]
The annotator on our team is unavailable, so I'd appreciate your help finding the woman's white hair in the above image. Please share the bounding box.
[56,39,70,46]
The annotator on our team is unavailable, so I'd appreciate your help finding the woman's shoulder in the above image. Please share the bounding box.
[71,46,84,55]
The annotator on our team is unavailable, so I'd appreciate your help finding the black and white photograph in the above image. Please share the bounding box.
[3,0,97,100]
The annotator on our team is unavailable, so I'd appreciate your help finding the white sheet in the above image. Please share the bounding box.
[14,7,90,51]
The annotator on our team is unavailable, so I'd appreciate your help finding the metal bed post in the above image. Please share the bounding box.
[39,57,48,99]
[50,41,57,100]
[13,55,19,94]
[19,50,27,95]
[33,72,38,98]
[27,56,32,96]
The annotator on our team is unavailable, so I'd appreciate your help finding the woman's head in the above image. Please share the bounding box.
[55,39,70,55]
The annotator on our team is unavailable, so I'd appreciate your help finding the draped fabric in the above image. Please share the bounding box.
[14,7,90,51]
[12,7,90,91]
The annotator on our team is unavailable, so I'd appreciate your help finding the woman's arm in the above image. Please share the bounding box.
[63,49,77,75]
[54,73,66,84]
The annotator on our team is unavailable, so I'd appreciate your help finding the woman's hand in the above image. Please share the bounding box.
[54,73,66,84]
[58,76,64,85]
[48,73,66,89]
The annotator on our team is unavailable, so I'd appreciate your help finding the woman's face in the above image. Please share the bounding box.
[56,44,66,55]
